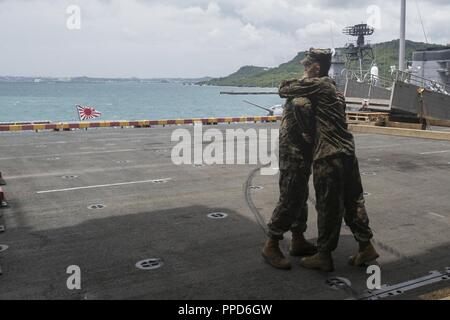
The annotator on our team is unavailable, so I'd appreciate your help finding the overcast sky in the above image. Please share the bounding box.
[0,0,448,78]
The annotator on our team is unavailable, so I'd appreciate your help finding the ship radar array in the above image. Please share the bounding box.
[343,23,375,73]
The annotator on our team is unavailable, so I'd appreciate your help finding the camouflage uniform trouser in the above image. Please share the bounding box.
[267,159,312,240]
[313,155,374,253]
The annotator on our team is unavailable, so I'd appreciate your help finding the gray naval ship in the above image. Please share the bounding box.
[0,3,449,301]
[330,13,450,127]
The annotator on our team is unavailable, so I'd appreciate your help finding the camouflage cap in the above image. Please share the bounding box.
[300,48,332,66]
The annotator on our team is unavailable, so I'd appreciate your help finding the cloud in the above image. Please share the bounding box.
[0,0,448,77]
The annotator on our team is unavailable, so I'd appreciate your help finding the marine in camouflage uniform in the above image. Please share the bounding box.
[267,95,313,240]
[261,82,318,271]
[279,49,379,272]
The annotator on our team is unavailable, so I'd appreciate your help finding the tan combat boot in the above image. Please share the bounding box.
[349,241,380,267]
[300,252,335,272]
[290,234,318,257]
[262,238,292,270]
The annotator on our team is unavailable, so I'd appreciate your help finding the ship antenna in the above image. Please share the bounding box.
[342,23,375,80]
[414,0,429,44]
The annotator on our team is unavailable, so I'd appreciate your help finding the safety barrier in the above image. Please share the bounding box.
[0,116,282,132]
[3,116,450,142]
[0,121,51,126]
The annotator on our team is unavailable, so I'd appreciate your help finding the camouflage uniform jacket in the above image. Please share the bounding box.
[279,76,355,161]
[278,82,315,167]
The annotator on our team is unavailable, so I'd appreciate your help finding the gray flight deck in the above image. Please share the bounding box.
[0,123,449,300]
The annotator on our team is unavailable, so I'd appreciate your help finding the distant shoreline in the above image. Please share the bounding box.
[0,79,277,90]
[0,76,212,85]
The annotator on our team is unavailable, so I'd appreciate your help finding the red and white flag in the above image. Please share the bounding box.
[76,105,102,121]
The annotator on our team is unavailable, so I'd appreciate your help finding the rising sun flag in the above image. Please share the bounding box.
[76,105,102,121]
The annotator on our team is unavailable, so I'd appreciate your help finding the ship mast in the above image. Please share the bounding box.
[399,0,406,71]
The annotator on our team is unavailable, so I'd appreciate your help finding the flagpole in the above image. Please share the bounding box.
[75,105,82,122]
[399,0,406,71]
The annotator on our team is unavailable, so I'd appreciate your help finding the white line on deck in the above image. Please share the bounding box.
[0,149,139,161]
[358,141,437,150]
[428,212,446,219]
[420,150,450,155]
[36,178,172,194]
[0,134,153,148]
[6,164,165,180]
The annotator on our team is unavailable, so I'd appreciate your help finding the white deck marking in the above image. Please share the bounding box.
[359,142,417,150]
[6,164,165,180]
[0,149,139,161]
[0,134,153,148]
[36,178,172,194]
[420,150,450,155]
[428,212,446,219]
[359,141,445,151]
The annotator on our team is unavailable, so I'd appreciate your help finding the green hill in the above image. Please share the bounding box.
[200,40,440,88]
[203,66,269,86]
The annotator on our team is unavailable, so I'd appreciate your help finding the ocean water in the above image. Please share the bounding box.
[0,82,283,123]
